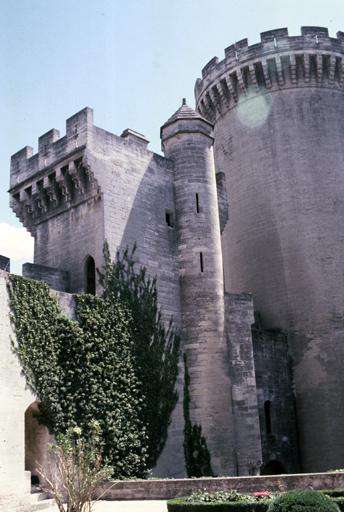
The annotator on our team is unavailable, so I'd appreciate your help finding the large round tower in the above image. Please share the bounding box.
[161,101,237,475]
[195,27,344,472]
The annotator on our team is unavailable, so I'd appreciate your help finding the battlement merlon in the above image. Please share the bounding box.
[198,27,344,80]
[10,107,94,189]
[195,26,344,122]
[9,106,160,235]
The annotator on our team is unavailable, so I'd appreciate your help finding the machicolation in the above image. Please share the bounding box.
[195,27,344,121]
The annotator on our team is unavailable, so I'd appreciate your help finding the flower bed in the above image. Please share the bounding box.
[167,489,344,512]
[167,490,273,511]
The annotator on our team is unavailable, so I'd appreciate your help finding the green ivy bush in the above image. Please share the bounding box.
[267,490,340,512]
[9,275,147,477]
[99,243,180,468]
[9,243,180,477]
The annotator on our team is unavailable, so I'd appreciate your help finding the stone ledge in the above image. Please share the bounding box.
[98,472,344,500]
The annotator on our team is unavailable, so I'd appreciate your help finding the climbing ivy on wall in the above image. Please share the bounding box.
[8,244,179,477]
[183,353,214,478]
[99,242,180,469]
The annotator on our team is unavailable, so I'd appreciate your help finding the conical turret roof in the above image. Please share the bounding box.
[162,98,212,128]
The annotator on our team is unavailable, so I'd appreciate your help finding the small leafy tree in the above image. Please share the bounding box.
[37,421,113,512]
[99,242,180,468]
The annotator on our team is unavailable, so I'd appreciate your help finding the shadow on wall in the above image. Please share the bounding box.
[25,401,52,485]
[261,460,286,475]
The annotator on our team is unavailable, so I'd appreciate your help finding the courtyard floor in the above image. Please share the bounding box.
[93,501,167,511]
[47,500,167,511]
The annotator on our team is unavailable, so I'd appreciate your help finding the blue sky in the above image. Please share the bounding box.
[1,0,344,273]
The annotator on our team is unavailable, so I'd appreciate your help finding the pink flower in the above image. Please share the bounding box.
[252,491,272,499]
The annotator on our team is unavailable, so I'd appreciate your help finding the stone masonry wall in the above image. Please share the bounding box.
[86,126,184,476]
[0,269,79,510]
[99,472,344,500]
[161,108,236,476]
[225,293,262,475]
[195,28,344,472]
[33,190,104,294]
[23,262,70,292]
[88,126,181,326]
[0,270,34,509]
[252,316,299,474]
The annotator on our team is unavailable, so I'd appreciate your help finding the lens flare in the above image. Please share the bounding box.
[236,91,272,128]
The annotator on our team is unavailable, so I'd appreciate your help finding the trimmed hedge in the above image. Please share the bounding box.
[167,497,269,512]
[322,490,344,498]
[167,490,344,512]
[267,490,340,512]
[332,498,344,511]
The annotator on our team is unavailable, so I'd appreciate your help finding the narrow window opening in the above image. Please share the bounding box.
[48,172,56,184]
[61,165,69,176]
[165,210,173,227]
[74,157,82,168]
[264,400,272,435]
[200,252,204,272]
[85,256,96,295]
[196,193,200,213]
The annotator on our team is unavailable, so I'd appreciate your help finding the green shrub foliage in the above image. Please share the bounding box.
[99,242,180,468]
[167,495,269,512]
[267,489,340,512]
[9,244,179,476]
[185,490,256,503]
[183,353,214,477]
[167,491,342,512]
[322,490,344,498]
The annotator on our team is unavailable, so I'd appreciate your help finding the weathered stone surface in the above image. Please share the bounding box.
[195,27,344,473]
[161,101,236,476]
[22,262,69,292]
[98,472,344,500]
[252,315,299,474]
[0,270,34,508]
[225,293,262,475]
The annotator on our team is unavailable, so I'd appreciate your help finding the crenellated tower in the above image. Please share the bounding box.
[8,107,180,325]
[9,108,103,293]
[195,27,344,472]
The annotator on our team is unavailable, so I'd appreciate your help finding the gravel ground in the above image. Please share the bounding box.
[92,501,167,511]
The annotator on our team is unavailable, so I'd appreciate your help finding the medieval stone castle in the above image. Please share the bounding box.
[2,25,344,506]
